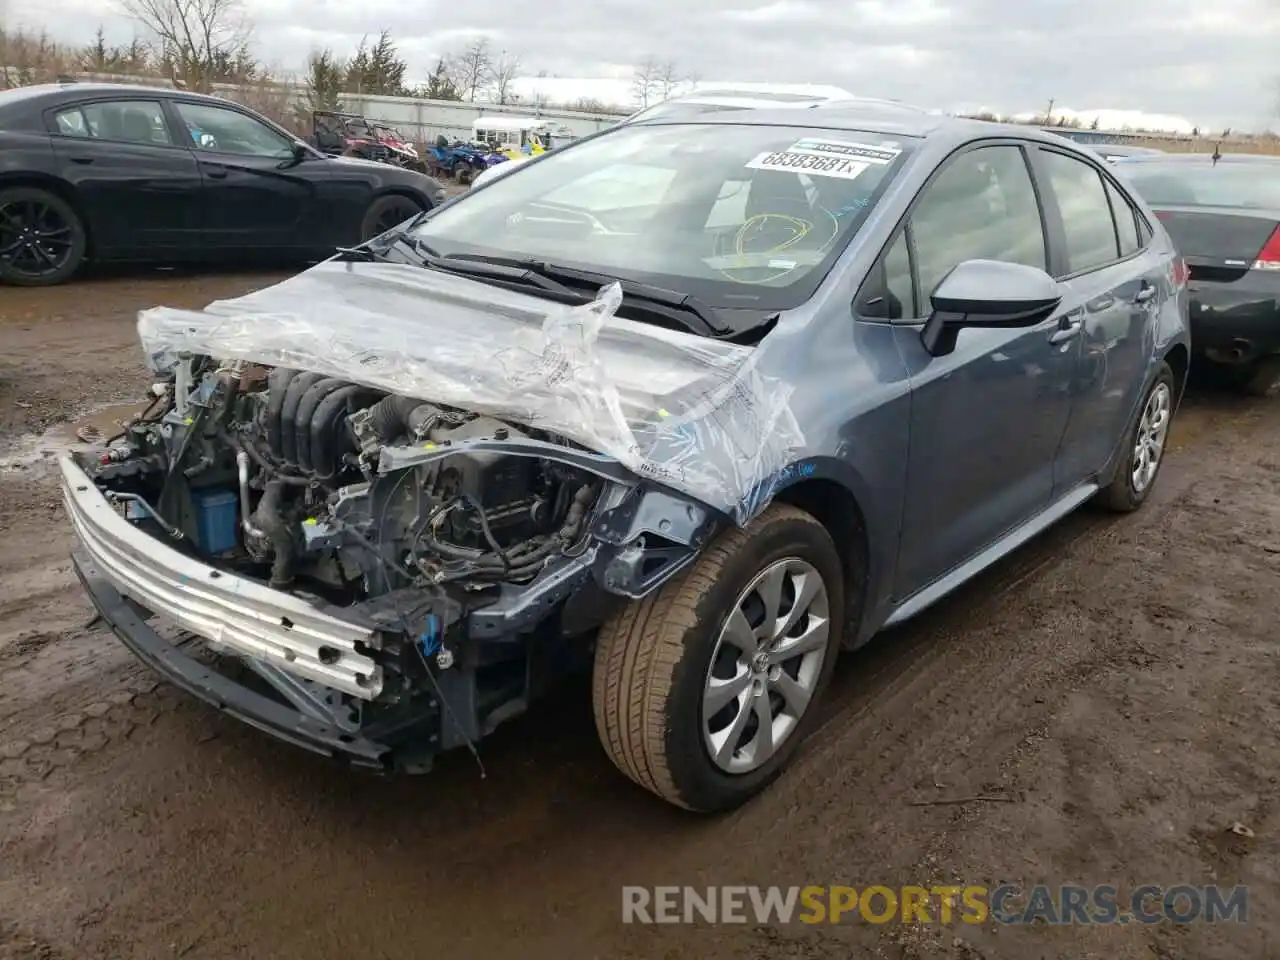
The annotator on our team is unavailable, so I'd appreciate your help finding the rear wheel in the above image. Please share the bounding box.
[359,194,424,243]
[454,164,474,186]
[592,504,845,812]
[1099,362,1175,513]
[0,186,87,287]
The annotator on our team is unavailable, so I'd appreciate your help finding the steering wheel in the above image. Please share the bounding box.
[710,195,839,284]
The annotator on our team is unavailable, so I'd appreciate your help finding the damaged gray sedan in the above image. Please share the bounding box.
[62,103,1189,812]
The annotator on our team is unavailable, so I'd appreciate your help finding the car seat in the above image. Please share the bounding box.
[119,107,157,144]
[95,105,125,140]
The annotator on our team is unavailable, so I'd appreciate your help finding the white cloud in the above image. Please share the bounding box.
[6,0,1278,131]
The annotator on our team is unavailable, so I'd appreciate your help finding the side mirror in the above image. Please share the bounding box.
[920,259,1062,357]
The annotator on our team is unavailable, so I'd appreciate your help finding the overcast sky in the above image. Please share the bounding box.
[7,0,1280,132]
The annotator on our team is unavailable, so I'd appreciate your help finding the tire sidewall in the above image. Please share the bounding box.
[663,513,845,811]
[0,186,87,287]
[360,195,422,243]
[1114,363,1176,509]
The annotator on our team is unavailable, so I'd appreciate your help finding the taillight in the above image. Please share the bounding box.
[1172,257,1189,286]
[1253,225,1280,271]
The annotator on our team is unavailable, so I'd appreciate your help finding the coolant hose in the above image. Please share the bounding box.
[251,479,294,588]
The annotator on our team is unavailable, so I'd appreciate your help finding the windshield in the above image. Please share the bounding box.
[1120,162,1280,210]
[410,122,912,310]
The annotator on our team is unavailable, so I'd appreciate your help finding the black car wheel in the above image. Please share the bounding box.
[592,503,846,812]
[359,195,425,243]
[454,165,474,186]
[0,186,87,287]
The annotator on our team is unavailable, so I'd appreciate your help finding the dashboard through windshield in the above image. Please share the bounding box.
[410,122,913,310]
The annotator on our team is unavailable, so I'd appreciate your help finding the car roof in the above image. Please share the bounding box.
[5,81,185,100]
[629,102,1104,150]
[0,81,302,133]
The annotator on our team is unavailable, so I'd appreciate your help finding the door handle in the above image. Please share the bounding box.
[69,156,95,165]
[204,165,228,179]
[1049,316,1083,345]
[1134,282,1157,304]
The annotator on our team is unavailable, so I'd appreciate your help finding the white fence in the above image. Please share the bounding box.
[336,93,624,144]
[19,71,625,143]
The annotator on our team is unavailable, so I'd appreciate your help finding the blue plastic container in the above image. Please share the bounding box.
[192,489,239,555]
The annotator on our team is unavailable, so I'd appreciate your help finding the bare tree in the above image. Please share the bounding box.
[631,55,659,108]
[654,59,684,101]
[116,0,250,91]
[452,36,491,101]
[489,49,520,104]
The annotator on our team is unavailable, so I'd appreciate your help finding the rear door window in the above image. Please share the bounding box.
[1040,150,1121,274]
[52,100,173,146]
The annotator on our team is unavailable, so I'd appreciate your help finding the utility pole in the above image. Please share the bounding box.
[1045,97,1055,124]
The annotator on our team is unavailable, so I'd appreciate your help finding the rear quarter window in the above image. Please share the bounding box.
[1105,178,1141,256]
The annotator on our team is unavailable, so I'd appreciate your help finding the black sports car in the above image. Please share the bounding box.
[0,82,446,286]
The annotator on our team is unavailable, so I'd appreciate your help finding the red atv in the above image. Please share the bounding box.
[309,111,428,173]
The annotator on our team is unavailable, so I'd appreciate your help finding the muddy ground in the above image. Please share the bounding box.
[1,268,1278,960]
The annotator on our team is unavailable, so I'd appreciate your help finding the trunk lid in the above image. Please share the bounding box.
[1151,206,1279,263]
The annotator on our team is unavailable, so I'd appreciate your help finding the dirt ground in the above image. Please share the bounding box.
[1,268,1278,960]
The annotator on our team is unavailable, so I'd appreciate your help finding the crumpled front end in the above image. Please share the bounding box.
[62,457,381,699]
[61,262,804,771]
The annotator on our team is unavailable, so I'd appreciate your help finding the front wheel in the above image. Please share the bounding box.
[592,503,845,812]
[1099,361,1176,512]
[0,186,87,287]
[359,194,424,243]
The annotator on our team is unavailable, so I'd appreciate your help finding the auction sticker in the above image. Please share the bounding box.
[744,138,901,179]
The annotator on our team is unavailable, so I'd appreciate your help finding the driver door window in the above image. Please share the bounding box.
[173,102,293,158]
[908,145,1047,316]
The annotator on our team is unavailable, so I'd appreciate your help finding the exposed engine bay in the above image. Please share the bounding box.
[91,357,603,600]
[71,353,720,770]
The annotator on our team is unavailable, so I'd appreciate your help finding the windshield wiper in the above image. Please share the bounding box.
[511,260,732,335]
[379,233,584,297]
[340,233,734,338]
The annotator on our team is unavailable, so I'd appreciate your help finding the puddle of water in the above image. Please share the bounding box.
[1,400,154,471]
